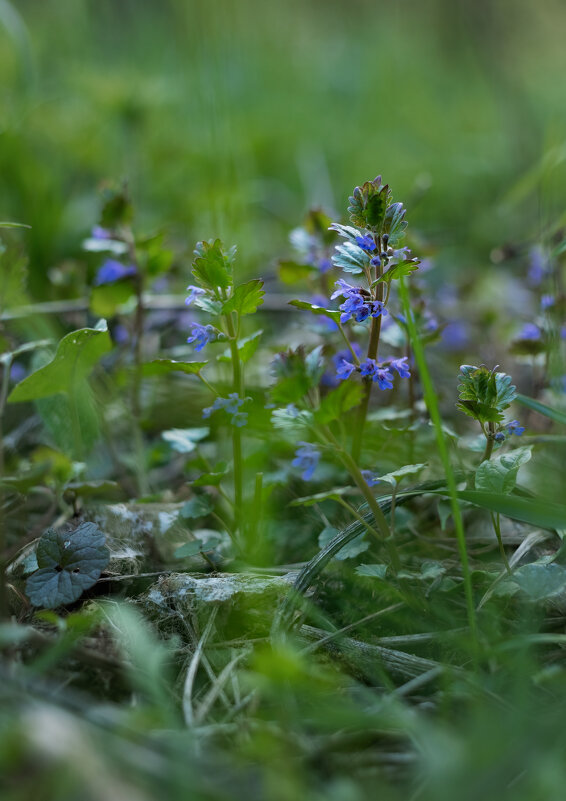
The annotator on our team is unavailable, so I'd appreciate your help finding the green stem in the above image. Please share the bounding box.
[398,277,478,648]
[320,425,400,571]
[481,421,495,463]
[351,243,384,461]
[224,313,244,541]
[490,511,511,574]
[0,359,10,619]
[337,323,361,366]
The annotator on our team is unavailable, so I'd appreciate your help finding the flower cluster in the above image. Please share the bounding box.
[330,279,388,324]
[494,419,525,442]
[203,393,248,427]
[187,323,217,352]
[336,356,411,390]
[292,442,320,481]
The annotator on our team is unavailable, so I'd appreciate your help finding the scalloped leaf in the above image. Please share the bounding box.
[331,241,369,275]
[457,365,517,424]
[314,381,363,425]
[192,239,233,291]
[328,223,365,243]
[218,330,263,365]
[373,258,420,284]
[347,176,391,231]
[382,202,407,245]
[25,523,110,609]
[222,279,265,316]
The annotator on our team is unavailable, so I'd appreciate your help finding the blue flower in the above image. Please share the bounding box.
[369,301,387,319]
[494,432,506,443]
[185,285,207,306]
[91,225,112,240]
[519,323,541,341]
[389,357,411,378]
[359,358,378,378]
[527,246,548,286]
[292,442,320,481]
[354,304,370,323]
[361,470,380,486]
[506,420,525,436]
[374,367,394,390]
[330,279,361,300]
[340,293,366,324]
[94,259,137,285]
[319,258,332,273]
[336,358,356,379]
[370,255,381,268]
[541,294,555,310]
[187,323,216,352]
[202,394,248,426]
[355,235,377,252]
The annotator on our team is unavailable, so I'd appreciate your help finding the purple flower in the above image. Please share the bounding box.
[292,442,320,481]
[319,257,332,274]
[369,301,387,319]
[374,367,394,390]
[9,362,26,383]
[340,294,366,324]
[353,304,370,323]
[541,294,555,310]
[187,323,216,352]
[355,235,377,251]
[336,358,356,379]
[370,255,381,268]
[94,259,137,286]
[185,285,207,306]
[506,420,525,436]
[519,323,542,341]
[494,432,506,443]
[527,246,548,286]
[91,225,112,240]
[231,412,248,427]
[359,358,378,378]
[361,470,380,487]
[330,279,361,301]
[441,321,469,350]
[389,357,411,378]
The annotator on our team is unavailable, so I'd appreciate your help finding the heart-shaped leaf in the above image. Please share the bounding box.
[25,523,109,609]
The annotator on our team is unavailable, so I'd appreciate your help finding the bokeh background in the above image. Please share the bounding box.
[1,0,566,298]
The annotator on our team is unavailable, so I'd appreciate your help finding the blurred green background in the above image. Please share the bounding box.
[1,0,566,299]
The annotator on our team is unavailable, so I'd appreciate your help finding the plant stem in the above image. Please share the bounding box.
[320,425,400,571]
[224,312,244,541]
[398,277,478,648]
[0,359,10,619]
[481,421,495,463]
[490,511,511,574]
[351,241,384,461]
[337,323,361,366]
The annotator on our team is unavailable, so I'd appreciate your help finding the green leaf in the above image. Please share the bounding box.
[180,496,214,519]
[331,241,369,275]
[290,486,353,507]
[143,359,207,376]
[382,202,407,245]
[192,462,228,487]
[218,330,263,365]
[162,427,209,453]
[0,221,31,229]
[328,223,365,243]
[457,365,517,424]
[355,563,389,579]
[475,447,532,494]
[318,526,368,560]
[7,325,112,403]
[516,393,566,426]
[348,176,391,231]
[270,345,325,405]
[63,480,125,502]
[90,282,135,317]
[373,258,420,284]
[376,463,427,486]
[100,187,133,228]
[173,541,204,559]
[511,563,566,601]
[222,279,265,316]
[315,381,363,425]
[192,239,234,291]
[25,523,110,609]
[193,294,223,315]
[288,299,341,322]
[433,489,566,531]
